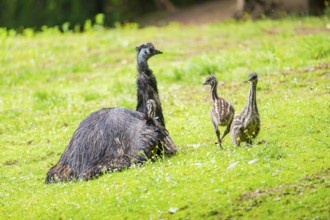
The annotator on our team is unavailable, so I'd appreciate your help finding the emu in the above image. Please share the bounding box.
[203,75,235,149]
[136,43,165,126]
[45,100,172,183]
[230,72,260,146]
[136,43,177,155]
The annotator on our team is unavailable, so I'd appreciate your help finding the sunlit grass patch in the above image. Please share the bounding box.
[0,16,329,219]
[33,91,68,110]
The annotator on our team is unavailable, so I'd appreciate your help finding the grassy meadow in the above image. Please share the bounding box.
[0,17,329,219]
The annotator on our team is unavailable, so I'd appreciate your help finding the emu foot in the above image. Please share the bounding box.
[214,141,224,149]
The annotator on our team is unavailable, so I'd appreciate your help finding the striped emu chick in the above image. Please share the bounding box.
[45,101,169,183]
[136,43,177,155]
[203,75,235,149]
[145,99,158,125]
[147,99,177,154]
[145,99,176,157]
[144,99,168,158]
[231,72,260,146]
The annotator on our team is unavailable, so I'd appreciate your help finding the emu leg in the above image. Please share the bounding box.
[221,121,232,142]
[214,126,223,149]
[231,128,241,147]
[232,135,241,147]
[231,122,243,147]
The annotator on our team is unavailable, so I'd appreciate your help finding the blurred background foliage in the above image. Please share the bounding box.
[0,0,209,30]
[0,0,328,31]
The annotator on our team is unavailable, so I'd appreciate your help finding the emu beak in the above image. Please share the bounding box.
[153,49,163,55]
[202,81,208,85]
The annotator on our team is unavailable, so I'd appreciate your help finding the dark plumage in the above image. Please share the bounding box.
[46,42,177,183]
[136,43,177,155]
[231,72,260,146]
[45,102,170,183]
[203,75,235,149]
[136,43,165,127]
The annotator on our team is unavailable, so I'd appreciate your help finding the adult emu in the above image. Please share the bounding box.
[45,100,171,183]
[135,43,177,155]
[136,43,165,126]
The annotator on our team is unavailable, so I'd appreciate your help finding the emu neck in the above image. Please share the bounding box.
[138,60,149,73]
[137,54,151,75]
[210,83,219,101]
[136,55,163,126]
[247,81,258,113]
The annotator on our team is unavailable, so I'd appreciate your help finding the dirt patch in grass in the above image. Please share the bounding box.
[295,27,330,35]
[234,168,330,211]
[3,160,19,166]
[261,27,330,36]
[136,0,236,26]
[274,62,330,76]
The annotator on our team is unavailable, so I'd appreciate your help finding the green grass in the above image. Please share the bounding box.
[0,17,329,219]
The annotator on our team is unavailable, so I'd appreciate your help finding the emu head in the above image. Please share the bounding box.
[248,72,258,82]
[202,75,218,86]
[136,43,163,63]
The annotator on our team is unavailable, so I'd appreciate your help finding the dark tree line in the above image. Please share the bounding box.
[0,0,97,29]
[235,0,329,19]
[0,0,328,30]
[0,0,207,30]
